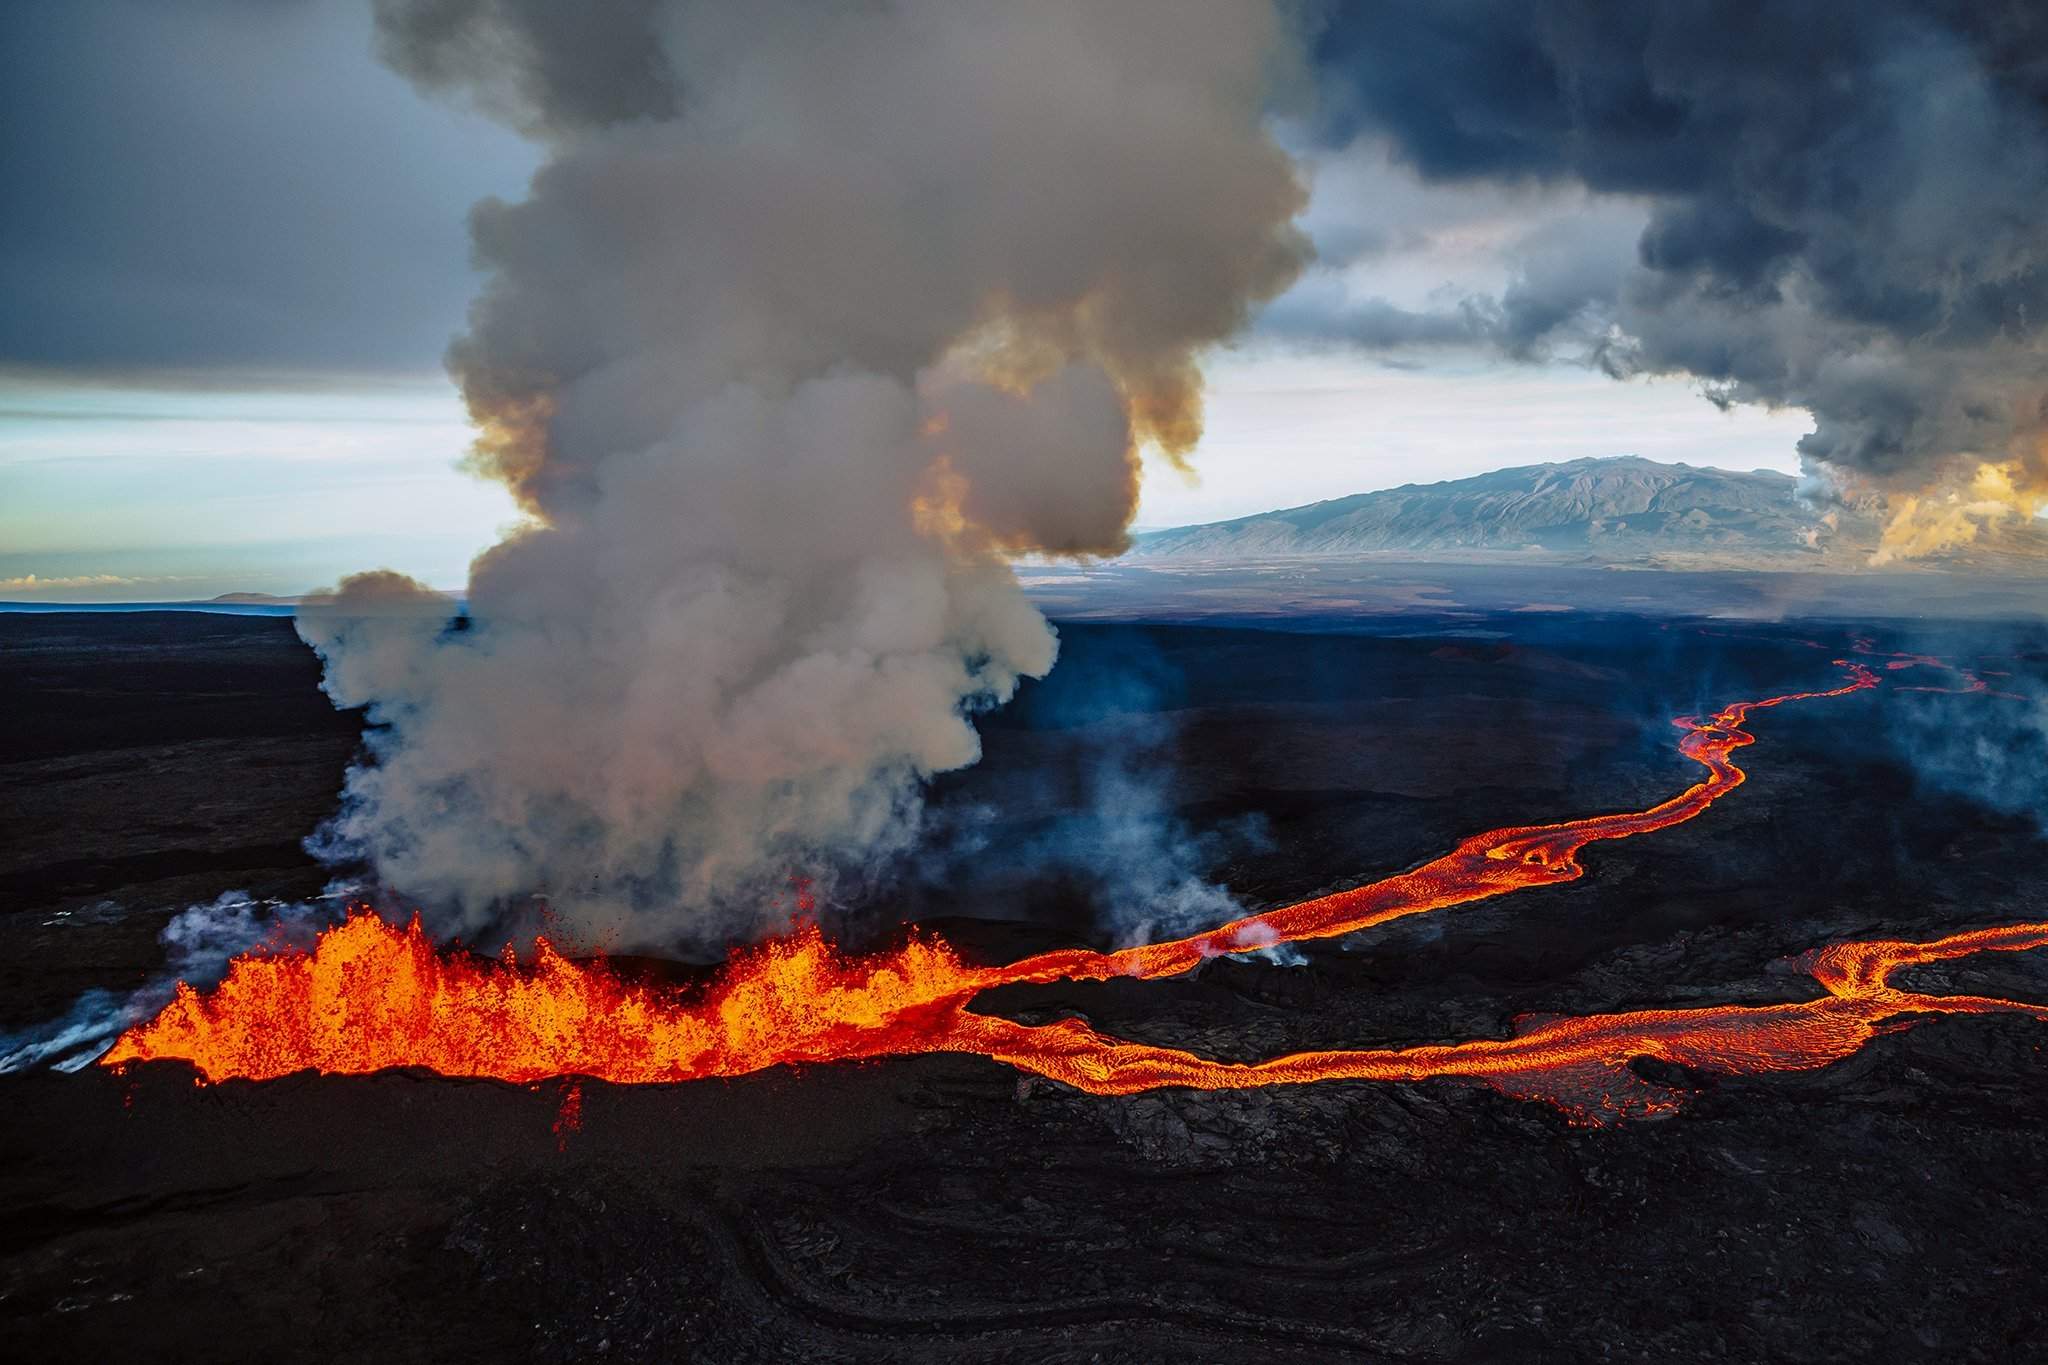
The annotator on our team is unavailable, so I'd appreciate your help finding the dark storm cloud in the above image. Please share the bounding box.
[1299,0,2048,501]
[0,0,534,377]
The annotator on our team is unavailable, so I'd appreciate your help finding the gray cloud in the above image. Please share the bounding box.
[1260,285,1488,351]
[372,0,677,139]
[0,0,535,377]
[1262,189,1642,365]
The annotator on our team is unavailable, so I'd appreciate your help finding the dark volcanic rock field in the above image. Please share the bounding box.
[4,609,2048,1362]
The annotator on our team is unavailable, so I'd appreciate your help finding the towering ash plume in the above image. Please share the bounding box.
[1302,0,2048,560]
[303,0,1306,948]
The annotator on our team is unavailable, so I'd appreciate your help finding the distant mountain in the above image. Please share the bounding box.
[1128,456,2048,569]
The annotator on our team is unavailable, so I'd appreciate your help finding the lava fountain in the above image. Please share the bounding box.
[101,661,2048,1123]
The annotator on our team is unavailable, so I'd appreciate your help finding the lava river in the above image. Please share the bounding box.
[100,659,2048,1123]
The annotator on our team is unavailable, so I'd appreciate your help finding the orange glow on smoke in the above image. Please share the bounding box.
[101,660,2048,1122]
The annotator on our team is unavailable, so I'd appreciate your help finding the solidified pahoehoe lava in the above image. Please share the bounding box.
[100,661,2048,1122]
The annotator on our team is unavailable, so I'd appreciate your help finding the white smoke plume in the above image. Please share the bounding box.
[306,1,1309,950]
[0,892,333,1074]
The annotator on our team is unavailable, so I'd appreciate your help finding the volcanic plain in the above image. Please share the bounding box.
[4,605,2048,1362]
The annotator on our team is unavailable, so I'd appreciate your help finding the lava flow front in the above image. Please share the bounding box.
[101,661,2048,1123]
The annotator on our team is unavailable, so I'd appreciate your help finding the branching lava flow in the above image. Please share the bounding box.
[102,660,2048,1123]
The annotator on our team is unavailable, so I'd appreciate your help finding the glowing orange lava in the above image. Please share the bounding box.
[101,661,2048,1122]
[959,922,2048,1124]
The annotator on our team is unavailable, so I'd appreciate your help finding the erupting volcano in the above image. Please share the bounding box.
[100,661,2048,1123]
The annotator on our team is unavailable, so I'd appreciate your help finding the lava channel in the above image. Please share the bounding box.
[100,661,2048,1123]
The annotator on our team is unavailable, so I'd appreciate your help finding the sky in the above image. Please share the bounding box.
[0,2,1871,599]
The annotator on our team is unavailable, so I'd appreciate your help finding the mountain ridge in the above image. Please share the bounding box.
[1127,455,2047,570]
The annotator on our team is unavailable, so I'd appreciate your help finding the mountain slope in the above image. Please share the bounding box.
[1128,456,2022,568]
